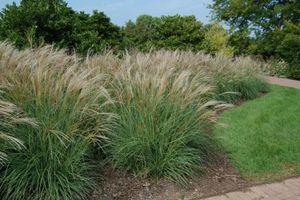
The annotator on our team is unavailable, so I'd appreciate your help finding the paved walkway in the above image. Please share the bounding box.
[265,76,300,89]
[203,177,300,200]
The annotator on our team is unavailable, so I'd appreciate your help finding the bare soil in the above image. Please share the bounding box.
[92,154,251,200]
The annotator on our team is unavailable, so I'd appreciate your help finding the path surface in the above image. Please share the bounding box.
[203,177,300,200]
[265,76,300,89]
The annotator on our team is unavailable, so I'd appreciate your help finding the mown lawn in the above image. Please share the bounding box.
[214,85,300,181]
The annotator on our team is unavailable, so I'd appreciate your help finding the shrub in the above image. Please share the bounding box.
[0,43,114,200]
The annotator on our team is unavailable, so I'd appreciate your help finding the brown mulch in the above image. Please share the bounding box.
[92,154,251,200]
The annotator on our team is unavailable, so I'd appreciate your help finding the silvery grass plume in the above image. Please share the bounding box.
[204,54,269,102]
[0,99,36,165]
[84,49,267,103]
[0,43,116,200]
[0,43,115,142]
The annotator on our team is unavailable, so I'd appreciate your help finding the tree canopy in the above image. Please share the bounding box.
[211,0,299,32]
[123,15,205,51]
[211,0,300,79]
[0,0,122,54]
[0,0,234,55]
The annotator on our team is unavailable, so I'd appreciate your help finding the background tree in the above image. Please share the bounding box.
[211,0,300,79]
[201,23,234,55]
[228,29,252,55]
[276,22,300,79]
[72,11,122,54]
[0,0,76,49]
[156,15,204,50]
[122,15,160,51]
[211,0,299,33]
[123,15,205,51]
[0,0,122,54]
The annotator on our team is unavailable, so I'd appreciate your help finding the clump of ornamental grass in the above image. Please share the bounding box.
[86,50,268,104]
[205,54,269,103]
[0,99,36,165]
[262,59,289,77]
[0,43,114,200]
[83,50,268,183]
[64,49,268,184]
[106,53,228,184]
[138,51,269,103]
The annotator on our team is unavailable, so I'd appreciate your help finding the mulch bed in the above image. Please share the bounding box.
[92,154,251,200]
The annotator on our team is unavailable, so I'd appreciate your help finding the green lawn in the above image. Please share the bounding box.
[214,85,300,181]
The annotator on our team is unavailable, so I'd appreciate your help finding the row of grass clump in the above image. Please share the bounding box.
[0,43,269,199]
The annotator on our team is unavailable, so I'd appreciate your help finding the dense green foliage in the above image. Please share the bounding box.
[123,15,205,51]
[0,0,233,54]
[211,0,300,79]
[214,86,300,180]
[201,23,234,55]
[122,15,234,54]
[122,15,161,51]
[276,23,300,79]
[0,0,121,54]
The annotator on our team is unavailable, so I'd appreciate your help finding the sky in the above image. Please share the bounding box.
[0,0,213,26]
